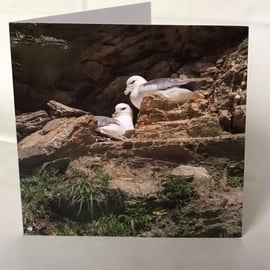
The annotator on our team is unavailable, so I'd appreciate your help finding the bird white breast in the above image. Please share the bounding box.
[116,115,134,130]
[130,91,144,109]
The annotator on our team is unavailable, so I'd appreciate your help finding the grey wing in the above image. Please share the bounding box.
[143,78,199,91]
[94,116,121,128]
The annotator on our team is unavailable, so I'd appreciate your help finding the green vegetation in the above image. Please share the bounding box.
[21,169,64,228]
[61,164,112,218]
[161,177,195,204]
[42,201,166,236]
[21,165,116,233]
[20,167,241,237]
[227,176,244,188]
[21,167,171,236]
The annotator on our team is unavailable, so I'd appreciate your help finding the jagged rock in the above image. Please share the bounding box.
[134,94,213,140]
[47,100,89,118]
[213,38,248,119]
[18,115,96,174]
[214,84,234,110]
[136,114,223,141]
[200,66,218,77]
[16,110,50,140]
[136,95,208,128]
[187,116,223,137]
[231,105,246,133]
[218,109,232,131]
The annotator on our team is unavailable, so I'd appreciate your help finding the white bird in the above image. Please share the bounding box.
[94,103,134,140]
[124,75,203,109]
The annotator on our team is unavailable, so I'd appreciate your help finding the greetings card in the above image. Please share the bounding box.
[9,11,248,237]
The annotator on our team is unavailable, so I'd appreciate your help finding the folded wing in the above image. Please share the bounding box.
[142,78,200,92]
[94,116,121,128]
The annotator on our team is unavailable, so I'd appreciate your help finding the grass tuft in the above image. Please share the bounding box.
[227,176,243,188]
[161,177,195,204]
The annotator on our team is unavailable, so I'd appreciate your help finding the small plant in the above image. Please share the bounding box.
[227,176,243,188]
[162,177,195,204]
[95,215,129,236]
[44,219,78,236]
[119,201,154,234]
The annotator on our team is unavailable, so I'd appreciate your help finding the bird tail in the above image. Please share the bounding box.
[183,79,204,91]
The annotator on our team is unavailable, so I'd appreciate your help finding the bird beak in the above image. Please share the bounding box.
[124,89,130,95]
[112,113,116,118]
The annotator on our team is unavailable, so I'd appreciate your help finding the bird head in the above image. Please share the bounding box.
[112,103,133,118]
[124,75,147,95]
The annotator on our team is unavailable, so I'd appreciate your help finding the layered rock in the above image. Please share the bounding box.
[16,110,51,141]
[19,115,96,174]
[132,38,248,141]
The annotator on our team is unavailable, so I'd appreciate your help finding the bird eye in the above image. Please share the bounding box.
[121,107,126,111]
[130,80,135,84]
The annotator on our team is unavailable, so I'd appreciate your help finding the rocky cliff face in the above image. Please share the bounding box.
[10,24,248,237]
[10,24,247,115]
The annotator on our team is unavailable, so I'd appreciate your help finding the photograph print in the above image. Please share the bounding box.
[9,23,248,237]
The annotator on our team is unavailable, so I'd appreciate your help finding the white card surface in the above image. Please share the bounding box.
[17,2,151,24]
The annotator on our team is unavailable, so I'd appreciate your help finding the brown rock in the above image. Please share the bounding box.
[47,100,89,118]
[187,116,223,137]
[16,110,50,140]
[193,167,212,197]
[145,60,173,79]
[82,60,110,83]
[10,24,247,116]
[200,66,218,77]
[196,134,245,160]
[211,38,247,124]
[218,109,232,131]
[231,105,246,133]
[171,165,194,182]
[133,142,193,162]
[136,95,207,130]
[170,165,211,197]
[18,115,97,173]
[214,84,234,110]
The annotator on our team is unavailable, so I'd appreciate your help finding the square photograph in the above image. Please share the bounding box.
[9,23,248,237]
